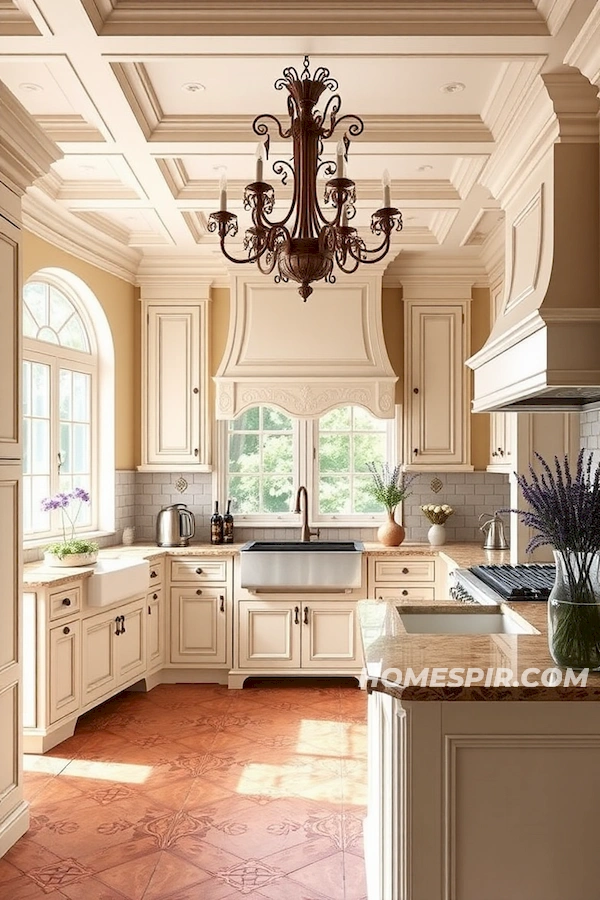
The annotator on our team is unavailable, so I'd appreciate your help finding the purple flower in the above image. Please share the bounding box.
[40,487,91,543]
[70,487,90,503]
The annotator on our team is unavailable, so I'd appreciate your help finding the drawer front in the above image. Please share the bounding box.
[374,586,436,602]
[372,558,436,584]
[170,558,228,583]
[49,584,82,620]
[148,559,164,586]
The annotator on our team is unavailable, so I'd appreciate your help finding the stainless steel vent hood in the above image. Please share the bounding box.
[467,70,600,413]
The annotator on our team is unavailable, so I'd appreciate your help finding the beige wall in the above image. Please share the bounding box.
[22,232,139,469]
[471,286,491,470]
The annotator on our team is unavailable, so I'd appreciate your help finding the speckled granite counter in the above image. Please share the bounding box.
[358,595,600,701]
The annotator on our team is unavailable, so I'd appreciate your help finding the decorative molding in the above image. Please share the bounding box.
[0,82,61,198]
[481,58,544,140]
[217,380,397,419]
[34,115,106,143]
[534,0,578,35]
[565,1,600,86]
[430,209,459,244]
[504,184,543,313]
[0,1,40,36]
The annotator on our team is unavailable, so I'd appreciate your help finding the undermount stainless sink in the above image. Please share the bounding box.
[397,607,538,635]
[240,540,364,592]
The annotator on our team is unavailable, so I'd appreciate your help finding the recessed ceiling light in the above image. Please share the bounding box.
[441,82,465,94]
[78,163,97,172]
[418,165,433,172]
[19,82,43,92]
[182,82,205,93]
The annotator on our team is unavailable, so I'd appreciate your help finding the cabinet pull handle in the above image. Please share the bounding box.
[120,615,126,634]
[220,595,225,613]
[148,605,151,615]
[402,589,408,596]
[63,626,70,635]
[196,589,202,595]
[413,387,419,394]
[304,606,309,625]
[413,448,418,455]
[402,567,409,575]
[115,617,121,635]
[195,568,203,574]
[294,606,300,625]
[153,593,158,600]
[150,571,158,579]
[62,597,71,606]
[193,387,199,394]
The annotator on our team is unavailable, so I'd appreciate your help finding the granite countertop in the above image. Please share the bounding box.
[358,596,600,702]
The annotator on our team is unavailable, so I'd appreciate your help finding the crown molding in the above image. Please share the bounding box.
[0,82,61,197]
[82,0,548,37]
[565,2,600,87]
[136,251,229,288]
[534,0,577,35]
[481,58,544,140]
[34,115,106,144]
[383,251,486,285]
[0,0,41,35]
[22,187,141,283]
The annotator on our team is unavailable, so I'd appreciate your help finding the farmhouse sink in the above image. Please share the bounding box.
[87,557,149,607]
[397,607,538,635]
[240,540,364,592]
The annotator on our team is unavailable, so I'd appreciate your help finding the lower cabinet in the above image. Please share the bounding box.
[236,599,361,673]
[49,619,80,725]
[146,587,164,672]
[170,587,230,666]
[367,555,438,602]
[81,597,146,707]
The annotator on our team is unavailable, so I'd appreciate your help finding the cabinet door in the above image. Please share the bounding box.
[405,303,470,469]
[488,412,515,472]
[0,214,20,458]
[170,587,229,666]
[49,621,80,724]
[301,602,360,668]
[146,589,164,671]
[81,611,119,705]
[237,601,300,669]
[143,304,206,467]
[117,599,146,685]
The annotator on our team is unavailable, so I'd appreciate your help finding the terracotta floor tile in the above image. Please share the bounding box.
[7,683,367,899]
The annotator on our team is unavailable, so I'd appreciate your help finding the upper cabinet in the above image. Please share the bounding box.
[0,201,21,460]
[139,281,212,471]
[486,272,515,472]
[403,280,474,472]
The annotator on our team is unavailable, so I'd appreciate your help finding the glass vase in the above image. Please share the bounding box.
[548,550,600,670]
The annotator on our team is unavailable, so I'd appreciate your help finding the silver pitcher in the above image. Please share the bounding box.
[479,511,509,550]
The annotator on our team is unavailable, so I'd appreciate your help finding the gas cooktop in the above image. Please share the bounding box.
[469,564,555,601]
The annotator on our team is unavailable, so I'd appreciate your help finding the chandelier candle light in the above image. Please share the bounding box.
[208,56,403,300]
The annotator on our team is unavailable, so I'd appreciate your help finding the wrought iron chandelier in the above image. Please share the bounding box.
[208,56,403,300]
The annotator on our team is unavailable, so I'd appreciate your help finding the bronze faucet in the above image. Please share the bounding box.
[293,485,320,542]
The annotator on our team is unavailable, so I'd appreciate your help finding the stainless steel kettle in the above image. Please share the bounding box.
[479,511,509,550]
[156,503,195,547]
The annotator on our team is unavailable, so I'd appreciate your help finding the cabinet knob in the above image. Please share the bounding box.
[62,597,71,606]
[402,567,409,575]
[194,448,199,457]
[304,606,309,625]
[413,448,418,455]
[402,589,408,596]
[195,568,203,574]
[220,595,225,613]
[152,592,158,600]
[63,626,70,635]
[193,387,199,394]
[150,571,158,579]
[413,387,419,394]
[196,589,202,595]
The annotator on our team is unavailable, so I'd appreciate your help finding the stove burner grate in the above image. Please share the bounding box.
[469,563,556,600]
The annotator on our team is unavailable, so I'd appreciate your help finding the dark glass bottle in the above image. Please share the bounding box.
[223,499,234,543]
[210,501,223,544]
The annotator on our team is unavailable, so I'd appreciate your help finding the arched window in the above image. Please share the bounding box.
[22,270,114,541]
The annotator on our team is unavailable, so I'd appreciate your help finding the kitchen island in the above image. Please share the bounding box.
[359,597,600,900]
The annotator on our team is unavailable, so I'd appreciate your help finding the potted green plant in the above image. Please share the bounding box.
[42,488,99,567]
[366,462,416,546]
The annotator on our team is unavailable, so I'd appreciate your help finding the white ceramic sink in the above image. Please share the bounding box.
[397,608,537,635]
[87,557,149,607]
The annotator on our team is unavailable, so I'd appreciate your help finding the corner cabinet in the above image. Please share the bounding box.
[403,292,473,472]
[139,282,212,471]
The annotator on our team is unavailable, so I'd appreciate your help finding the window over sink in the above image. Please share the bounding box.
[218,403,400,528]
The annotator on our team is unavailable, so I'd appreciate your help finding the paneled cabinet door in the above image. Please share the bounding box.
[81,610,119,705]
[49,620,80,724]
[147,589,164,671]
[117,599,146,684]
[0,214,20,459]
[488,412,515,472]
[301,603,360,668]
[405,302,471,469]
[237,601,301,669]
[142,303,209,468]
[170,587,229,666]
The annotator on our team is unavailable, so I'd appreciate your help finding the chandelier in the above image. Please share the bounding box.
[208,56,403,300]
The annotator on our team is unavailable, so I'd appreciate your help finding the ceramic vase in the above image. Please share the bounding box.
[548,550,600,670]
[43,551,98,568]
[427,523,446,546]
[377,511,405,547]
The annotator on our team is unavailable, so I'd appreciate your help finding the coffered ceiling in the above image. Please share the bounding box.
[0,0,598,283]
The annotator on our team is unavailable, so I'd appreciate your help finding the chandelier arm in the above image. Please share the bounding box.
[347,234,392,264]
[315,93,342,131]
[253,113,292,141]
[256,165,298,231]
[323,113,364,141]
[336,255,361,275]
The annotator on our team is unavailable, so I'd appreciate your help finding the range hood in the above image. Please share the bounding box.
[214,271,397,419]
[467,70,600,413]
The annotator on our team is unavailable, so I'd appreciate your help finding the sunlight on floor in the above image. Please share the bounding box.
[23,755,153,784]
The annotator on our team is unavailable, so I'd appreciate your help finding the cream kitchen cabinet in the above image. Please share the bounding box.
[488,411,515,472]
[231,599,361,688]
[146,557,165,673]
[139,288,211,471]
[81,597,146,707]
[367,555,438,602]
[168,556,233,669]
[48,620,80,725]
[403,299,473,471]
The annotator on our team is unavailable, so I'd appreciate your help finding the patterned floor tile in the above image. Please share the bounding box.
[7,682,367,898]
